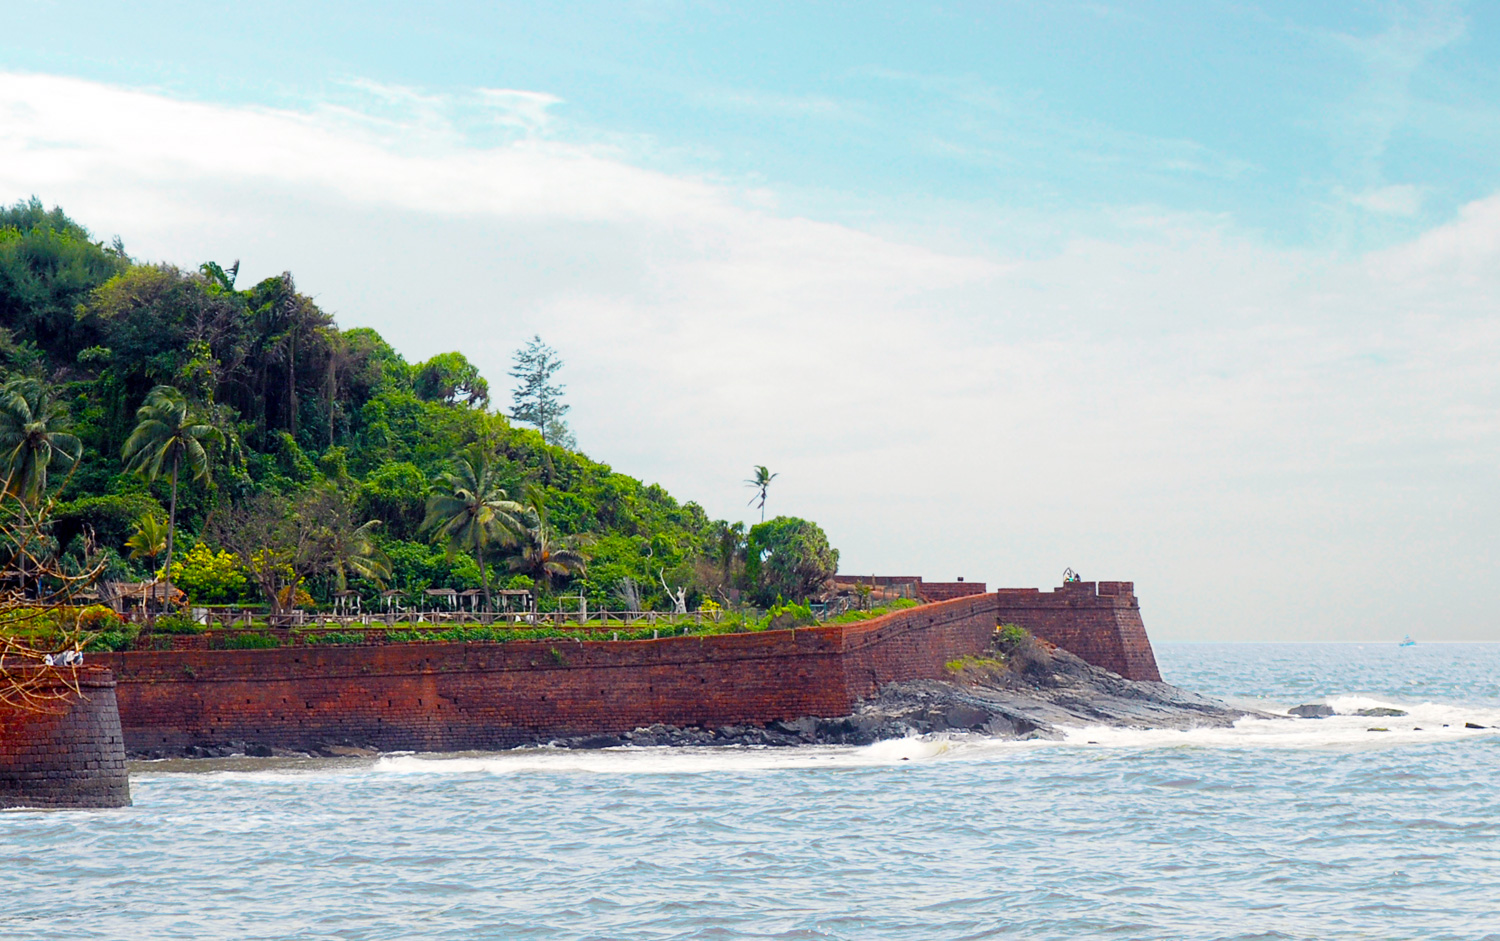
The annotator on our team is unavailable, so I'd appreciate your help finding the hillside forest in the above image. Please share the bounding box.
[0,198,840,617]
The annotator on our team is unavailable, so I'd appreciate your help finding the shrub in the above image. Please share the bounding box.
[994,623,1052,675]
[84,627,139,652]
[170,543,251,604]
[303,631,364,645]
[153,612,206,635]
[78,605,125,632]
[762,600,816,631]
[945,655,1007,678]
[212,632,281,649]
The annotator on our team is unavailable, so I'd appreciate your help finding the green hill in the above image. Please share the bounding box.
[0,198,837,613]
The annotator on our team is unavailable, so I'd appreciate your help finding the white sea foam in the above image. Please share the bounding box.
[134,693,1500,783]
[1044,698,1500,752]
[366,700,1500,777]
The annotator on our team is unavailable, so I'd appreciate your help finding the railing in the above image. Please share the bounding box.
[186,598,878,631]
[189,607,730,631]
[129,597,916,651]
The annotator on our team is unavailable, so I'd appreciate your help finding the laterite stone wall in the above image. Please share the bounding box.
[94,583,1160,754]
[992,581,1162,682]
[96,594,999,753]
[0,667,132,809]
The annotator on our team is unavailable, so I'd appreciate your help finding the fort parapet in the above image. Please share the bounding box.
[992,581,1161,683]
[833,574,988,602]
[93,583,1161,755]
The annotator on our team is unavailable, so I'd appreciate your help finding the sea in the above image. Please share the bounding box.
[4,643,1499,941]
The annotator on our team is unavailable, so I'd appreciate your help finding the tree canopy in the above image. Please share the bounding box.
[0,199,841,611]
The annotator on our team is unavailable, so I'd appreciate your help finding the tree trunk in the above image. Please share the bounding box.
[164,455,179,608]
[326,356,336,449]
[477,533,490,613]
[287,330,298,440]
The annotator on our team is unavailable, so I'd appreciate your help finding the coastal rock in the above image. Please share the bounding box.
[541,645,1252,750]
[1290,704,1335,718]
[1357,707,1407,717]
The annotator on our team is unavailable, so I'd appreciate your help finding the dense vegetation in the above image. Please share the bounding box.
[0,198,839,615]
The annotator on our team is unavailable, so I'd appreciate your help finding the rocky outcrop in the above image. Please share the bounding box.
[548,643,1249,749]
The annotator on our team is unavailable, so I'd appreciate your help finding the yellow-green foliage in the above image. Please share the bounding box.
[4,604,131,651]
[995,623,1030,649]
[945,655,1008,675]
[170,544,250,604]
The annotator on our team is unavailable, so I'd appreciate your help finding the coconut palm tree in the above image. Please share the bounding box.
[121,385,224,598]
[745,465,777,523]
[421,450,526,610]
[508,498,588,593]
[306,483,391,593]
[124,513,169,572]
[0,378,82,507]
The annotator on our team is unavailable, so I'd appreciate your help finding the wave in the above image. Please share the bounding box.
[131,693,1500,783]
[1044,695,1500,753]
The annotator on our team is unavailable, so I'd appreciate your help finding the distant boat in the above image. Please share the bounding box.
[1399,635,1416,647]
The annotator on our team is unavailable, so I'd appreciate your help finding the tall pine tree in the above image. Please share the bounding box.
[508,335,570,446]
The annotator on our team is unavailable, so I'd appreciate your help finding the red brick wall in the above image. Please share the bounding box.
[0,667,132,809]
[96,595,999,753]
[832,575,988,602]
[917,581,989,602]
[93,585,1160,753]
[992,581,1162,682]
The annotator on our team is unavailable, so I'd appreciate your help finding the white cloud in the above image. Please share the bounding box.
[1,70,1498,643]
[1350,183,1426,216]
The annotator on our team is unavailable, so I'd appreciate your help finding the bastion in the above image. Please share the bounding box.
[0,666,132,809]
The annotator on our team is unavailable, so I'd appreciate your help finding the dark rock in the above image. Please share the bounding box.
[322,745,379,758]
[572,735,627,749]
[1290,704,1335,718]
[244,744,273,758]
[392,645,1259,754]
[1466,722,1487,729]
[1357,707,1407,717]
[940,704,994,731]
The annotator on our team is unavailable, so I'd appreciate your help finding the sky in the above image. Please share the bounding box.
[2,1,1498,641]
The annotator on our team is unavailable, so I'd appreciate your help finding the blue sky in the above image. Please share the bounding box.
[2,2,1498,641]
[11,1,1497,248]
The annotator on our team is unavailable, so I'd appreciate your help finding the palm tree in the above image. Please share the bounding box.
[309,483,392,593]
[421,450,526,610]
[0,378,82,507]
[122,386,224,599]
[745,465,778,522]
[508,497,588,593]
[125,513,169,573]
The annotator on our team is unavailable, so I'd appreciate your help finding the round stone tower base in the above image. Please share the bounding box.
[1,666,132,810]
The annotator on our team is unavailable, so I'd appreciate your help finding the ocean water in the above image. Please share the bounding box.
[4,643,1500,941]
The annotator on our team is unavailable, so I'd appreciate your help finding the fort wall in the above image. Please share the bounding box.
[992,581,1162,682]
[0,667,132,809]
[93,584,1159,754]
